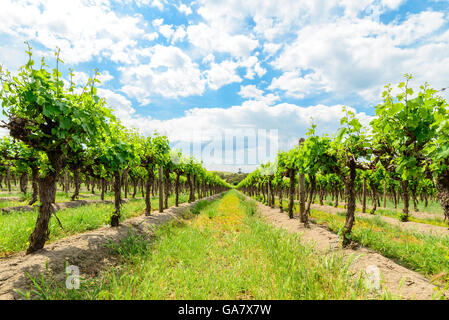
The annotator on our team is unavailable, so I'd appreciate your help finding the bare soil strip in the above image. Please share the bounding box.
[249,195,446,300]
[0,197,23,201]
[0,194,221,300]
[310,203,449,236]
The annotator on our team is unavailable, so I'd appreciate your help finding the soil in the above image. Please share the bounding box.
[0,194,221,300]
[0,197,23,201]
[249,195,448,300]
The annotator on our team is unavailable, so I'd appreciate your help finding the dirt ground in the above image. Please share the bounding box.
[249,195,447,300]
[0,197,23,201]
[0,194,221,300]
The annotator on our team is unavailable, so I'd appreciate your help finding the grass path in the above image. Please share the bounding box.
[22,190,372,300]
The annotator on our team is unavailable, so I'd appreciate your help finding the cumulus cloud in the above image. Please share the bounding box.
[109,99,373,171]
[0,0,147,64]
[187,23,259,59]
[271,11,449,102]
[238,85,279,105]
[1,0,448,171]
[177,3,192,15]
[205,60,242,90]
[119,45,205,102]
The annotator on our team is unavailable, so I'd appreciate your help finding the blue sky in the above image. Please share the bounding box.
[1,0,448,171]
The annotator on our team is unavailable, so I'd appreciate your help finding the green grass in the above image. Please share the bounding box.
[309,208,449,289]
[319,193,444,215]
[0,193,189,256]
[0,191,119,208]
[270,195,449,229]
[23,190,375,300]
[0,182,151,206]
[373,208,448,227]
[248,193,449,297]
[261,195,449,282]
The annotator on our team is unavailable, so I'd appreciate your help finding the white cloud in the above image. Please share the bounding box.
[112,0,165,9]
[2,0,448,159]
[119,45,205,101]
[98,88,136,122]
[172,26,187,43]
[157,24,186,43]
[238,85,279,105]
[98,70,114,85]
[187,23,259,59]
[152,18,164,27]
[269,71,331,99]
[0,40,29,70]
[262,42,282,57]
[239,56,267,79]
[151,0,164,11]
[205,60,242,90]
[159,24,175,39]
[381,0,405,9]
[177,3,192,15]
[111,99,372,171]
[143,32,159,41]
[0,0,147,64]
[271,11,449,102]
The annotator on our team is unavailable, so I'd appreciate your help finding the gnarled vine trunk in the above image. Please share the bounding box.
[370,180,377,215]
[145,169,154,216]
[110,170,121,227]
[26,174,56,254]
[122,170,129,199]
[400,180,409,221]
[28,166,39,206]
[164,169,170,209]
[288,169,295,218]
[334,183,339,208]
[362,177,367,213]
[6,165,11,192]
[279,186,283,213]
[71,168,80,201]
[435,173,449,225]
[299,170,307,226]
[132,177,137,198]
[187,173,194,203]
[268,179,274,208]
[19,172,28,195]
[175,172,180,207]
[158,166,163,213]
[305,175,316,216]
[101,178,106,201]
[342,159,356,247]
[26,152,63,254]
